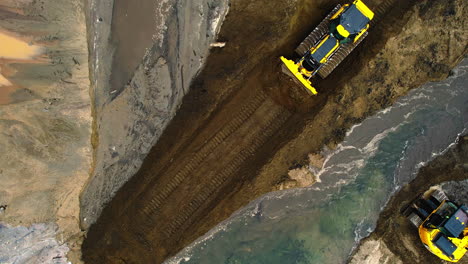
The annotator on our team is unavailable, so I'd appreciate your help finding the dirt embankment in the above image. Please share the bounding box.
[82,0,466,263]
[79,0,230,230]
[350,135,468,264]
[0,0,91,262]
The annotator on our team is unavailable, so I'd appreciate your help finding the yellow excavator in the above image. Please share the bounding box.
[403,188,468,262]
[281,0,374,94]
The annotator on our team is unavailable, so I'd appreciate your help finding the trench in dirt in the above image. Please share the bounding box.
[82,0,415,263]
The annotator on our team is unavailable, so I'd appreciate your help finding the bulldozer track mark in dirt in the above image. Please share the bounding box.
[142,0,405,238]
[371,0,397,26]
[138,91,268,222]
[161,109,291,238]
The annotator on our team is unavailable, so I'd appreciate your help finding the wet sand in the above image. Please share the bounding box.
[0,32,42,59]
[108,0,157,97]
[0,31,43,104]
[0,0,91,262]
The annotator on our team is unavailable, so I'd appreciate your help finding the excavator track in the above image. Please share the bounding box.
[317,31,368,79]
[295,5,342,56]
[408,211,423,228]
[402,189,449,229]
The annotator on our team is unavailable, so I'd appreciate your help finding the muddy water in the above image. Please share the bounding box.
[0,32,41,59]
[108,0,156,97]
[165,59,468,264]
[0,31,42,104]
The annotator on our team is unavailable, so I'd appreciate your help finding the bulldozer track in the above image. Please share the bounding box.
[136,91,269,223]
[295,5,342,56]
[371,0,397,26]
[317,31,368,79]
[161,109,291,238]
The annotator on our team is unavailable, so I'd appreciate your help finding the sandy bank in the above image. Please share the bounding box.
[0,0,91,262]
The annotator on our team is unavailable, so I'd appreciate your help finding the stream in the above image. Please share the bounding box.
[165,58,468,264]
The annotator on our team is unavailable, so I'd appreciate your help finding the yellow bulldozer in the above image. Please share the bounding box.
[403,188,468,262]
[281,0,374,94]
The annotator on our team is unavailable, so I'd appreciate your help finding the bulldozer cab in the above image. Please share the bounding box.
[339,4,371,34]
[330,1,372,43]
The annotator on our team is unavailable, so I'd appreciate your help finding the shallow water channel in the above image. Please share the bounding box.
[165,58,468,264]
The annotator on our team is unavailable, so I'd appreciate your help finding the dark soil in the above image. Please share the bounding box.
[82,0,466,263]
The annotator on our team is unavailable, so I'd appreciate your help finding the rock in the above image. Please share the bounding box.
[275,167,316,190]
[441,180,468,205]
[0,223,71,264]
[288,167,316,187]
[210,42,226,48]
[308,153,325,169]
[349,239,402,264]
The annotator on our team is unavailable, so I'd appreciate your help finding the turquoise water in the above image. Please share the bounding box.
[166,59,468,264]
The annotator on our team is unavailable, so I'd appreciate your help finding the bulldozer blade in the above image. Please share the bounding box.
[280,56,317,95]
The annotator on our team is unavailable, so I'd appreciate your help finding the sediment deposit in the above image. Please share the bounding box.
[0,0,91,262]
[80,0,230,230]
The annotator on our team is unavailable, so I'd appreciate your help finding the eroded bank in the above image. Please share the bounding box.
[82,0,466,263]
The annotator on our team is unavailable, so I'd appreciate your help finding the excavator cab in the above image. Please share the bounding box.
[403,189,468,262]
